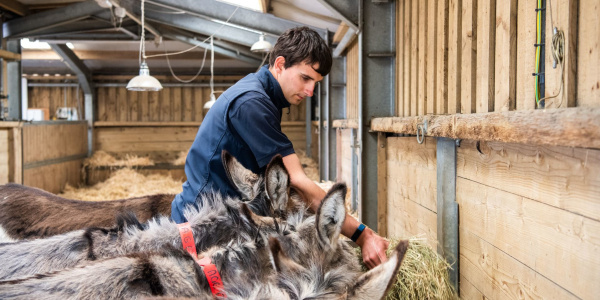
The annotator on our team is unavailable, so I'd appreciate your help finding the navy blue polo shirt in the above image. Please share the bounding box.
[171,65,295,223]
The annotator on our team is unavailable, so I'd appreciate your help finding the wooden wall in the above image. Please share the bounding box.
[28,80,85,120]
[336,128,354,189]
[0,128,10,184]
[346,40,359,119]
[391,0,599,116]
[377,135,600,299]
[21,122,88,193]
[456,140,599,300]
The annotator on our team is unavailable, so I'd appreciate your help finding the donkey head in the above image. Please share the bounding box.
[222,150,291,218]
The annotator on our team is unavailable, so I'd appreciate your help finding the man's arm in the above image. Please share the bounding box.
[282,153,389,269]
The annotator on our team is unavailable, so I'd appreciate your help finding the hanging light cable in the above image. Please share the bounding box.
[204,36,217,109]
[126,0,163,91]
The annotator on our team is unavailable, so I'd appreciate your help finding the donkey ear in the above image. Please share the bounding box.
[265,155,290,215]
[269,237,305,273]
[316,183,347,251]
[222,150,260,200]
[347,240,409,300]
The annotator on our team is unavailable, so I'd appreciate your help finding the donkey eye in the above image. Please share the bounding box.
[283,230,291,235]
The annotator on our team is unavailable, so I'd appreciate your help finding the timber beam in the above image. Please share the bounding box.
[371,107,600,149]
[0,49,20,61]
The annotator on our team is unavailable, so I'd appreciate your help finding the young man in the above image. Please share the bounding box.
[171,26,388,268]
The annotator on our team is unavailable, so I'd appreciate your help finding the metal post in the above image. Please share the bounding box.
[359,0,396,230]
[436,137,459,294]
[329,56,346,180]
[7,40,22,121]
[305,96,312,158]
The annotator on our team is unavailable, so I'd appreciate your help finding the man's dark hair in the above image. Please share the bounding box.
[269,26,332,76]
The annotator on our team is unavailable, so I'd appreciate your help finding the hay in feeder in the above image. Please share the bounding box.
[59,168,183,201]
[356,236,458,300]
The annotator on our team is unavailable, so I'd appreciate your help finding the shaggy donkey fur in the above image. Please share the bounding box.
[0,183,174,240]
[0,183,408,300]
[0,152,294,281]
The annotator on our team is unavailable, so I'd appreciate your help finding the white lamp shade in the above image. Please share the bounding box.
[203,93,217,109]
[251,34,273,53]
[127,63,163,91]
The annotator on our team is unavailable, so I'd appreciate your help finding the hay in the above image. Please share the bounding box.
[173,150,188,166]
[84,150,155,168]
[59,168,183,201]
[356,236,458,300]
[296,149,319,182]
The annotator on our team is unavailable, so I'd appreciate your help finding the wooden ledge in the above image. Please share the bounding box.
[0,121,22,128]
[94,121,306,127]
[332,119,359,129]
[371,107,600,149]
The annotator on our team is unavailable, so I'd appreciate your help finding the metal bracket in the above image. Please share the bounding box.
[416,120,428,144]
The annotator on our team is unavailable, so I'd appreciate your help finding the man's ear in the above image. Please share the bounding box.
[273,56,286,73]
[222,150,260,200]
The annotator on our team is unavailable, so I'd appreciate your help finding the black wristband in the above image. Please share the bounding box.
[350,223,366,243]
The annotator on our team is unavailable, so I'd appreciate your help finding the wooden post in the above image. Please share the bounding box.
[8,126,22,184]
[376,132,387,237]
[477,0,496,113]
[494,0,517,112]
[516,0,536,110]
[447,0,462,114]
[577,0,599,107]
[460,0,477,114]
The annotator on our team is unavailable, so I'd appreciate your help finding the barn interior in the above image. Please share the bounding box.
[1,0,599,299]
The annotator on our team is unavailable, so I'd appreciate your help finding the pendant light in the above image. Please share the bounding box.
[251,33,273,53]
[127,0,163,91]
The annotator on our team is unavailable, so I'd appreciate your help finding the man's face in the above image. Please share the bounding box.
[274,59,324,105]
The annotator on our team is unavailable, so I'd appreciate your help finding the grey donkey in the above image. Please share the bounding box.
[0,151,297,281]
[0,183,409,300]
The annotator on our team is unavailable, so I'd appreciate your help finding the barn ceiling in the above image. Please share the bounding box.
[1,0,353,77]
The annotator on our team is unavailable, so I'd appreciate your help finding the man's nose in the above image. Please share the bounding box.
[305,83,315,97]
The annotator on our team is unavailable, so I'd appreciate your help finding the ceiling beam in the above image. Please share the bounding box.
[147,0,327,38]
[315,0,359,31]
[0,0,30,16]
[49,44,94,95]
[158,27,263,66]
[3,0,107,39]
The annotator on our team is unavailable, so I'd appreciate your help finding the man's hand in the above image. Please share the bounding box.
[356,227,389,269]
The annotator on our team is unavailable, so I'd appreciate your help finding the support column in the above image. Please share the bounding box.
[6,40,21,121]
[360,0,396,230]
[329,56,346,180]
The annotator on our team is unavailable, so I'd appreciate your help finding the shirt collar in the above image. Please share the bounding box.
[257,65,290,110]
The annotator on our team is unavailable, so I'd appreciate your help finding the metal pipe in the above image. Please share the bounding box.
[356,0,363,220]
[27,83,232,88]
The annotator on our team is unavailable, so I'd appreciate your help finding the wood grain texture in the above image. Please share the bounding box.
[457,178,598,299]
[371,107,600,149]
[460,0,476,114]
[396,0,404,116]
[447,0,461,114]
[410,0,419,116]
[515,0,535,111]
[577,0,599,107]
[426,0,437,115]
[0,129,9,184]
[377,132,387,236]
[403,0,412,116]
[494,0,517,111]
[476,0,495,113]
[23,159,83,194]
[346,40,359,119]
[22,123,87,164]
[457,139,600,221]
[436,0,449,115]
[418,0,427,116]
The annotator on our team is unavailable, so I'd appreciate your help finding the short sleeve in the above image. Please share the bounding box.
[229,97,295,167]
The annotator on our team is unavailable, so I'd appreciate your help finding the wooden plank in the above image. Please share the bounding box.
[386,193,437,250]
[346,40,359,119]
[106,87,117,121]
[332,119,359,129]
[23,159,83,194]
[9,127,22,184]
[403,0,411,116]
[22,123,88,163]
[417,0,427,115]
[457,178,598,299]
[332,22,349,44]
[577,0,599,107]
[140,91,149,121]
[338,129,353,189]
[460,0,476,114]
[127,88,139,121]
[436,0,448,115]
[96,87,106,121]
[0,129,9,184]
[410,0,419,116]
[202,88,212,120]
[515,0,535,110]
[377,132,387,236]
[396,0,404,117]
[149,89,160,121]
[459,274,485,300]
[447,0,461,114]
[386,137,437,213]
[0,49,21,61]
[182,87,193,122]
[457,139,600,221]
[172,87,182,122]
[371,106,600,149]
[476,0,495,113]
[494,0,517,112]
[192,87,203,122]
[425,0,436,115]
[159,88,171,122]
[94,121,202,127]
